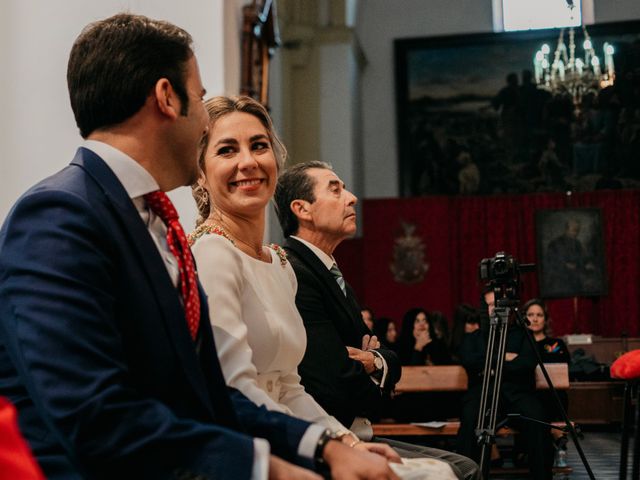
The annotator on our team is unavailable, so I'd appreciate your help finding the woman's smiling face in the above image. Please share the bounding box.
[201,111,277,216]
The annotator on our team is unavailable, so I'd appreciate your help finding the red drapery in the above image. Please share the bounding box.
[334,190,640,337]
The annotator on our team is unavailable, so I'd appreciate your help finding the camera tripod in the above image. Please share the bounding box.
[475,296,595,479]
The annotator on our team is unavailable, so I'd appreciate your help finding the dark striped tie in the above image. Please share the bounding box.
[330,263,347,296]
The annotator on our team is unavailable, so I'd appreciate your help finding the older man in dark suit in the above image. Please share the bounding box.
[0,14,396,480]
[274,161,480,480]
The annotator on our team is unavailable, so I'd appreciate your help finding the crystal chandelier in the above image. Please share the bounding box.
[533,18,615,105]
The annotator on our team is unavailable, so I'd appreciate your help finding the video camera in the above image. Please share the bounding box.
[478,252,534,306]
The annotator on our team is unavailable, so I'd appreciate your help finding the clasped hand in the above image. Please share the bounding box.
[346,334,381,374]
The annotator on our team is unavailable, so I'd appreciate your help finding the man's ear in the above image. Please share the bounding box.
[153,78,179,120]
[290,199,311,221]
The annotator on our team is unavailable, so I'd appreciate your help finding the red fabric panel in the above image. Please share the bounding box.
[0,397,45,479]
[338,190,639,337]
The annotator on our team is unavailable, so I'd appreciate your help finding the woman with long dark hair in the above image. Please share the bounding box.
[397,308,452,366]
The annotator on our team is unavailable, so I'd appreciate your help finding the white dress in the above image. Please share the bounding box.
[192,232,346,432]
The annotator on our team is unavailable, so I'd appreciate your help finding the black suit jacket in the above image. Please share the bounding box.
[0,148,313,480]
[284,237,401,427]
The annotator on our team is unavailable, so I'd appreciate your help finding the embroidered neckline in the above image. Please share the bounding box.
[188,222,287,268]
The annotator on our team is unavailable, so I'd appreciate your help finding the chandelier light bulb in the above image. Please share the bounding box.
[532,24,614,106]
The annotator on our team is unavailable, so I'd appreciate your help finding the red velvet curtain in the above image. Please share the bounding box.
[334,190,640,337]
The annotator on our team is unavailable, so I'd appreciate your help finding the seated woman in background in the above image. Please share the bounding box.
[392,309,454,422]
[524,298,570,467]
[449,304,481,364]
[397,308,452,366]
[373,317,398,351]
[429,311,451,346]
[189,96,396,456]
[361,306,375,331]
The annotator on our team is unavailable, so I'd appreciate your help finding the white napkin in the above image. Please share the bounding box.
[389,457,458,480]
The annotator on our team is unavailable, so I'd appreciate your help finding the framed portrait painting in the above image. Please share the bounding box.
[536,208,607,298]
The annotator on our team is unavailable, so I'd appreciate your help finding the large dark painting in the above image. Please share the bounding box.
[536,208,607,298]
[395,20,640,197]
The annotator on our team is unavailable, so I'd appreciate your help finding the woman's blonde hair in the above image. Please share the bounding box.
[192,95,287,226]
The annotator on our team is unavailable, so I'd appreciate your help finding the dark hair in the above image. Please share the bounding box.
[67,13,193,138]
[361,306,374,317]
[372,317,395,346]
[373,317,398,347]
[397,307,434,352]
[192,95,287,226]
[428,311,449,343]
[523,298,550,334]
[480,283,494,297]
[450,303,480,353]
[274,161,332,237]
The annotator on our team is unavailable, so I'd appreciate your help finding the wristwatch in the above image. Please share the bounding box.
[373,354,383,371]
[314,429,339,468]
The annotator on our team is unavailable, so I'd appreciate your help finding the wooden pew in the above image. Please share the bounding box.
[373,363,569,437]
[375,364,573,476]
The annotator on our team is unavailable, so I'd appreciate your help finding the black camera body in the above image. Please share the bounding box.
[478,252,518,285]
[478,251,532,306]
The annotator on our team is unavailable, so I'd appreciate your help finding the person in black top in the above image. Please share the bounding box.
[449,304,481,365]
[373,317,398,352]
[430,311,451,347]
[392,309,454,422]
[524,298,570,467]
[456,289,553,479]
[524,299,570,363]
[397,308,452,366]
[524,298,570,415]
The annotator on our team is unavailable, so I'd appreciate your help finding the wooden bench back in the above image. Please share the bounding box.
[395,363,569,393]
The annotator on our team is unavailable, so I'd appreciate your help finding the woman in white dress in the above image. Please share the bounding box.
[188,96,397,459]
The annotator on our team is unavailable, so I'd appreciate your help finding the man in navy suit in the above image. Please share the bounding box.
[0,13,398,480]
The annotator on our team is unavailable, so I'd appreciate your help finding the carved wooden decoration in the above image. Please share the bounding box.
[241,0,280,108]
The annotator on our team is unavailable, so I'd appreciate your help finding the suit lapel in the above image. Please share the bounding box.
[284,238,363,332]
[71,148,217,419]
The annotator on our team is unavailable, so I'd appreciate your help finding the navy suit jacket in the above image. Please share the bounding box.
[0,148,312,479]
[284,237,401,427]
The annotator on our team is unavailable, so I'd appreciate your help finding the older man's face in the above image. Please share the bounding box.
[306,168,358,240]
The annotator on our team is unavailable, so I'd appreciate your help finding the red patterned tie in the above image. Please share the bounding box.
[144,191,200,340]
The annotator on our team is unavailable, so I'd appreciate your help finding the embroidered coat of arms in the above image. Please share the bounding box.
[390,222,429,284]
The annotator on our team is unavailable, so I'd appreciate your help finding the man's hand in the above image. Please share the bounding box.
[353,442,402,463]
[268,455,322,479]
[346,346,376,374]
[361,334,381,351]
[505,352,518,361]
[323,440,401,479]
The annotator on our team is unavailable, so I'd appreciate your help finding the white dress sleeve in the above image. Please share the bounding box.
[271,259,347,432]
[193,234,292,414]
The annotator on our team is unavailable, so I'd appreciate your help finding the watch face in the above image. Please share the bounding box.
[374,356,383,370]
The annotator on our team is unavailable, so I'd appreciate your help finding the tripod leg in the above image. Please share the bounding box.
[620,382,631,480]
[477,311,510,480]
[632,382,639,480]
